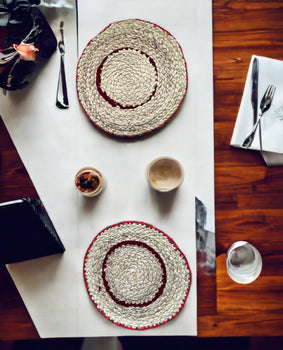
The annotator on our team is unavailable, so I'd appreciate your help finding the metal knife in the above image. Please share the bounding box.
[251,57,259,125]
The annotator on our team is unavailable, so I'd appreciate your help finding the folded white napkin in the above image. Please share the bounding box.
[231,55,283,166]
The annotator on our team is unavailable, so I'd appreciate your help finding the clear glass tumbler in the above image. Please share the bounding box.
[226,241,262,284]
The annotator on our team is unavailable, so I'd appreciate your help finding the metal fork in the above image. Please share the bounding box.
[56,21,69,109]
[242,84,276,148]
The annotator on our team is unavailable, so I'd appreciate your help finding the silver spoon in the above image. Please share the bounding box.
[56,21,69,109]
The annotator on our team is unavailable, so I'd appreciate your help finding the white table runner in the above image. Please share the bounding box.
[0,0,214,337]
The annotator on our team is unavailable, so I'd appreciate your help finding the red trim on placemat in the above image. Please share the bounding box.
[76,19,188,138]
[101,240,167,307]
[82,220,192,330]
[96,47,158,110]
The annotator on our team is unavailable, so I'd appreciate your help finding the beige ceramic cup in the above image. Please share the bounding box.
[75,167,105,197]
[146,156,184,192]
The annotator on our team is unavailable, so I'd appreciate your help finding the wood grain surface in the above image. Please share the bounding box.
[1,0,283,340]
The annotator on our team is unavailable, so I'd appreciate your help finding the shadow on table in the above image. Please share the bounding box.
[0,337,269,350]
[1,337,283,350]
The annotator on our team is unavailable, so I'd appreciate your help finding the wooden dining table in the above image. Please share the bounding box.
[0,0,283,342]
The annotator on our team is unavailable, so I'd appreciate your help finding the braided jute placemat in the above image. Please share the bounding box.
[83,221,192,330]
[77,19,188,138]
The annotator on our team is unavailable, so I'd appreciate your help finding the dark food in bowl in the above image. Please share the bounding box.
[75,171,100,193]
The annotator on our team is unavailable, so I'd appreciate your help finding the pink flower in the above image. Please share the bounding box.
[13,43,39,61]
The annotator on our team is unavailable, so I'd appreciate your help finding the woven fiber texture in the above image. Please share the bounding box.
[83,221,192,330]
[77,19,188,137]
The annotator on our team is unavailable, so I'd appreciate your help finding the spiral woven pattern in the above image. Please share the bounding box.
[83,221,191,330]
[77,19,188,137]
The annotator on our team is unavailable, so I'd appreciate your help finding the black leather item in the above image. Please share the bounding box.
[0,198,65,264]
[0,5,57,90]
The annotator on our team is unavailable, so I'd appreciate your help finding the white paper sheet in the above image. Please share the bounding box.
[1,0,214,337]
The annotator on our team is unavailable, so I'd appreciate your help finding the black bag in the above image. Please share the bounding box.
[0,0,57,90]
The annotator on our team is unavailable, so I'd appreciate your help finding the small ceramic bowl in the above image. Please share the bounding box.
[146,157,184,192]
[75,167,105,197]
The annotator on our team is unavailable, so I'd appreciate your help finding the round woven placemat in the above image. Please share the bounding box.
[83,221,192,330]
[77,19,188,137]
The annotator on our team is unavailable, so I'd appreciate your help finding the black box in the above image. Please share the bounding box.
[0,198,65,264]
